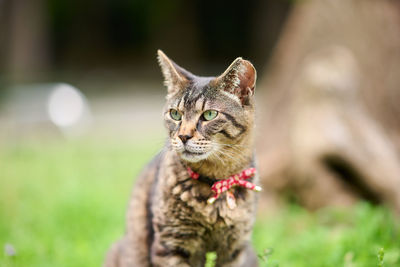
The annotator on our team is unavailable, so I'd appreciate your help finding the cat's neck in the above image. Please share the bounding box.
[182,135,254,179]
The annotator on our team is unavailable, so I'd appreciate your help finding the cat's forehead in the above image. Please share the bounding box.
[169,77,211,106]
[168,76,241,117]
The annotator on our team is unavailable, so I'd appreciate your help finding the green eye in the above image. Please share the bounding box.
[170,109,182,121]
[202,110,218,121]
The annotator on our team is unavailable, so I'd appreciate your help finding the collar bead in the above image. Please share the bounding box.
[186,167,262,204]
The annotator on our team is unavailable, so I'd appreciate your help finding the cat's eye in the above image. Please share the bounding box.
[202,110,218,121]
[170,109,182,121]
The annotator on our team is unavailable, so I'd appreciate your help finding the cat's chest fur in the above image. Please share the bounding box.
[152,151,258,236]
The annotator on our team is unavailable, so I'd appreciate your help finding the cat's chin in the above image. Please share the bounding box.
[179,151,210,163]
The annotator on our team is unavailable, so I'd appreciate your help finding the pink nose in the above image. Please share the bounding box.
[178,134,193,144]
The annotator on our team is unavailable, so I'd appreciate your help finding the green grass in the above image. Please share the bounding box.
[253,205,399,267]
[0,138,399,267]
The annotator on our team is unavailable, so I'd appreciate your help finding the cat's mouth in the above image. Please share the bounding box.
[180,149,210,162]
[183,150,204,156]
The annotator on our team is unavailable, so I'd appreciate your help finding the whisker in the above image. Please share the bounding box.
[218,143,248,148]
[215,148,241,166]
[217,144,246,156]
[210,152,226,167]
[217,146,247,166]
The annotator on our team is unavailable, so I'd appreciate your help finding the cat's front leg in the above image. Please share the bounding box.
[216,242,258,267]
[150,237,205,267]
[151,253,191,267]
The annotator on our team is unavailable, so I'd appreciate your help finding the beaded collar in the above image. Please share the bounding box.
[187,167,262,207]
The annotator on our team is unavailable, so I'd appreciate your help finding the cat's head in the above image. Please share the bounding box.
[158,50,256,164]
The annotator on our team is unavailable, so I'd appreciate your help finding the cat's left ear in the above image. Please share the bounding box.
[157,50,193,95]
[214,58,256,106]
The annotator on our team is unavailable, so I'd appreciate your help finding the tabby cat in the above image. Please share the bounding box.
[105,50,260,267]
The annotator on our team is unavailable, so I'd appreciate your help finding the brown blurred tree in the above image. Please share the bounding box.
[4,0,50,81]
[256,0,400,213]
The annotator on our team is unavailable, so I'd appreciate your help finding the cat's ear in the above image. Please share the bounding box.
[215,58,256,105]
[157,50,193,95]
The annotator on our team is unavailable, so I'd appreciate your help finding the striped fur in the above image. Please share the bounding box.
[105,51,258,267]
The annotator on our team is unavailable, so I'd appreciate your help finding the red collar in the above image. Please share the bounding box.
[187,167,262,204]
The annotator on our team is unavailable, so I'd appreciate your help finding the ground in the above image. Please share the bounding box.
[0,138,399,267]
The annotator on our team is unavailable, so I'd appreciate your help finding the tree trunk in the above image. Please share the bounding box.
[6,0,50,82]
[256,0,400,213]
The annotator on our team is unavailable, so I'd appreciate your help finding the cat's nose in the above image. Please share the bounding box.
[178,134,193,144]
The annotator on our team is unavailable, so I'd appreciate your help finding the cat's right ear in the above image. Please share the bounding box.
[157,50,192,95]
[214,57,256,106]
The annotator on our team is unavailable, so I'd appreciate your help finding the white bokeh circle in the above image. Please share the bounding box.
[47,84,85,128]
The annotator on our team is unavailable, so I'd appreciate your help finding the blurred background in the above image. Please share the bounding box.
[0,0,290,141]
[1,0,400,266]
